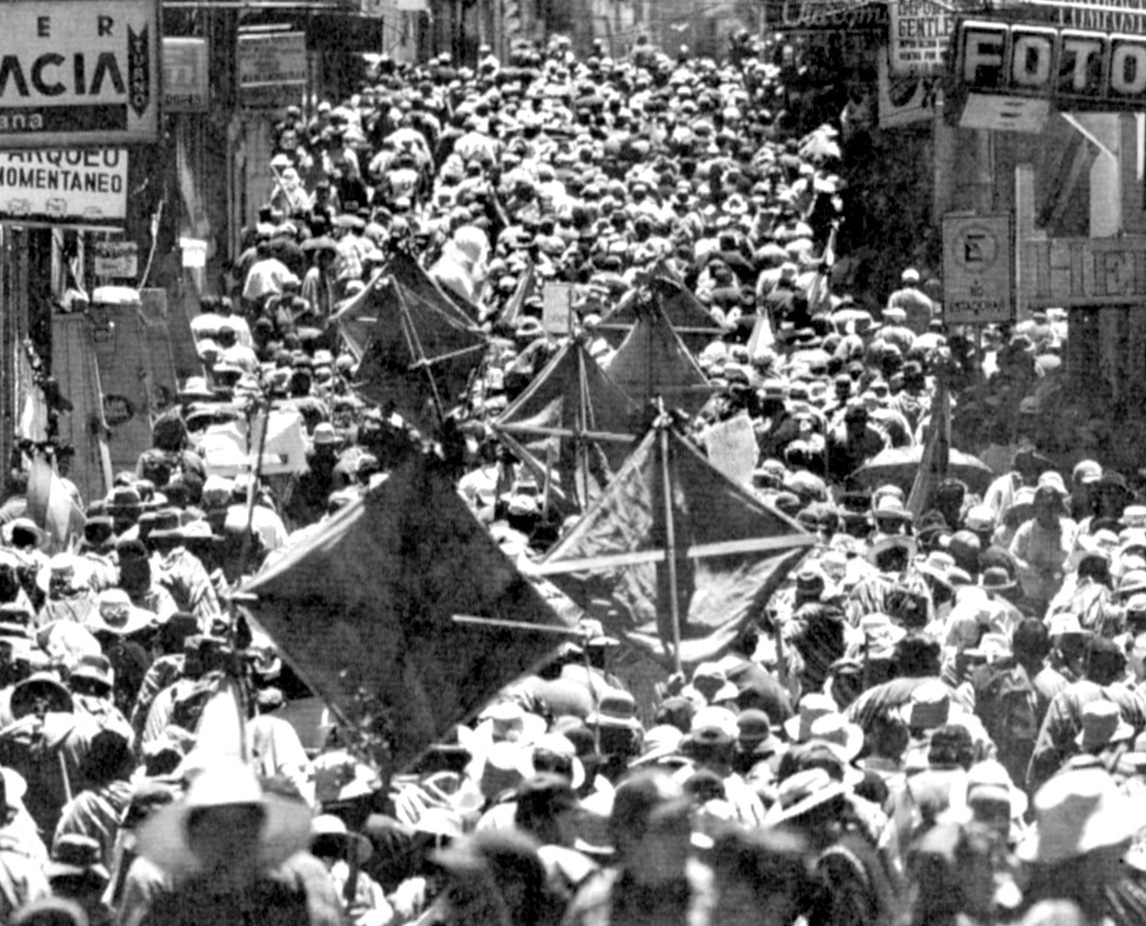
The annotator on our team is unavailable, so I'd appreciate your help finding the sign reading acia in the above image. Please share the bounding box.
[0,0,160,148]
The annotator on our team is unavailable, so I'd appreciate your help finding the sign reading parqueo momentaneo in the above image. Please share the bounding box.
[0,0,160,148]
[0,150,127,227]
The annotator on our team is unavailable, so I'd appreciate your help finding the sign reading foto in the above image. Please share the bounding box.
[942,214,1013,325]
[955,19,1146,112]
[0,0,160,148]
[0,149,127,227]
[238,31,306,109]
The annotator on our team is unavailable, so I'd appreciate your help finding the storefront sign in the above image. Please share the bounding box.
[94,240,138,278]
[889,0,956,75]
[1061,0,1146,36]
[0,0,160,148]
[763,0,888,32]
[238,31,306,109]
[942,214,1013,324]
[955,19,1146,111]
[0,149,127,227]
[163,38,209,112]
[1023,237,1146,307]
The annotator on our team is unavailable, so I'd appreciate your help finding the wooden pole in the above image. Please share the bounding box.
[657,400,684,676]
[577,346,591,508]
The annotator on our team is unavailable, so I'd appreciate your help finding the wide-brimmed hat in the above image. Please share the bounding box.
[586,690,642,732]
[763,767,849,825]
[475,702,547,745]
[1016,767,1146,864]
[978,566,1018,596]
[897,680,952,730]
[530,732,586,790]
[808,712,864,762]
[36,553,91,595]
[178,376,218,402]
[10,672,73,718]
[310,814,372,864]
[629,725,686,768]
[85,589,155,637]
[1076,701,1135,752]
[964,632,1013,663]
[963,759,1028,821]
[1,518,45,549]
[69,654,114,690]
[684,663,738,704]
[784,694,840,743]
[136,758,313,876]
[867,534,918,568]
[45,834,110,882]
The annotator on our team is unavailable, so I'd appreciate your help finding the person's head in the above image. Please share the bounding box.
[432,829,552,926]
[1033,486,1065,528]
[609,770,693,883]
[709,825,812,926]
[894,633,942,678]
[513,773,580,847]
[1084,636,1127,685]
[1013,618,1051,669]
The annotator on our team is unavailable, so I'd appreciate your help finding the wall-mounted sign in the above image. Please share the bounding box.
[0,0,160,148]
[763,0,888,32]
[1060,0,1146,36]
[1022,237,1146,308]
[238,31,306,109]
[942,213,1013,325]
[889,0,957,75]
[0,149,127,227]
[94,240,138,278]
[163,37,209,113]
[955,19,1146,112]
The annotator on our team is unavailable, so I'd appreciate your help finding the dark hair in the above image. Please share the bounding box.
[1012,619,1050,666]
[894,634,942,678]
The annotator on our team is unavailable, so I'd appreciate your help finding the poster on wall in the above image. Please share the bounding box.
[888,0,957,75]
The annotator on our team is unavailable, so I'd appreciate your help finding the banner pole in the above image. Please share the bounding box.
[657,399,684,676]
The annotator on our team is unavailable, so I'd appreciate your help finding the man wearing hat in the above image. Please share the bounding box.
[564,770,711,926]
[1028,635,1146,791]
[826,402,888,484]
[309,814,392,926]
[886,268,934,335]
[1010,482,1077,611]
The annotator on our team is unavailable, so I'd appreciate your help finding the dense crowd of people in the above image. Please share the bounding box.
[0,26,1138,926]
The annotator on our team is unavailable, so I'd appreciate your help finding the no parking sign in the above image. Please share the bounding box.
[942,213,1013,325]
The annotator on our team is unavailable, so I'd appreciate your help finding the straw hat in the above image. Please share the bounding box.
[763,767,849,826]
[1075,701,1135,752]
[135,758,313,876]
[1017,767,1146,864]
